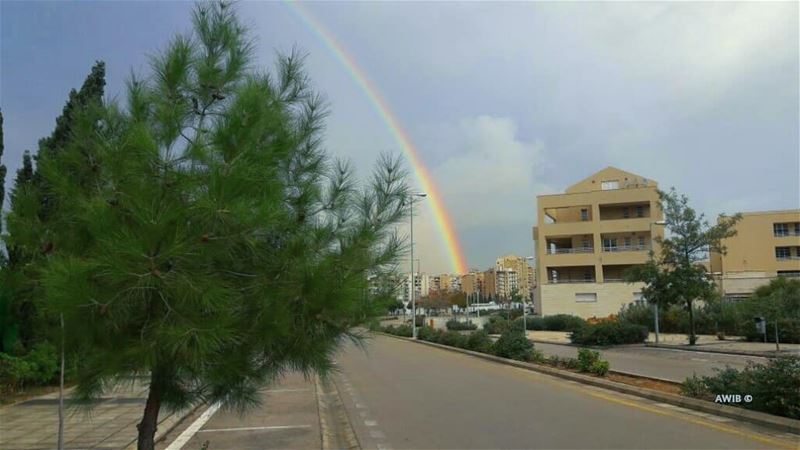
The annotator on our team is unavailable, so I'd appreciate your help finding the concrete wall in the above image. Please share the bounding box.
[540,282,645,318]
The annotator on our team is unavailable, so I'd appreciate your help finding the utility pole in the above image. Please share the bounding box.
[409,192,427,339]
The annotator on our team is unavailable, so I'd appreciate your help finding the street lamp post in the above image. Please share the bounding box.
[650,220,667,344]
[409,192,427,339]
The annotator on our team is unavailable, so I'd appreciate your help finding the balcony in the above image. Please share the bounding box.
[774,231,800,237]
[546,246,594,255]
[548,279,596,284]
[776,255,800,261]
[603,244,649,253]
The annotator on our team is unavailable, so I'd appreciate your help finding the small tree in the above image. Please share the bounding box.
[4,4,410,450]
[751,277,800,350]
[626,189,740,345]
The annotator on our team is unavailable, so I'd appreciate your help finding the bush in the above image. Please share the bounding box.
[495,309,523,320]
[542,314,586,332]
[742,318,800,344]
[570,321,648,346]
[590,360,610,376]
[492,327,533,361]
[526,317,545,330]
[0,343,59,393]
[483,316,510,335]
[439,330,468,348]
[446,320,477,331]
[681,357,800,419]
[576,348,600,372]
[417,326,441,343]
[382,324,412,337]
[465,331,493,353]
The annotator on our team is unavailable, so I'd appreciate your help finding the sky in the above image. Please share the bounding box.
[1,1,798,274]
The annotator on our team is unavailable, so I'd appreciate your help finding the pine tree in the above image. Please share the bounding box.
[10,3,408,449]
[0,109,6,234]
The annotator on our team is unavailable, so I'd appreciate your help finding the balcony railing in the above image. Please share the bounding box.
[546,246,594,255]
[602,245,649,253]
[774,231,800,237]
[603,278,626,282]
[778,272,800,278]
[776,255,800,260]
[547,279,596,284]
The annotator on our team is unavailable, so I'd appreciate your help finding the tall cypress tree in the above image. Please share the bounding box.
[0,109,6,234]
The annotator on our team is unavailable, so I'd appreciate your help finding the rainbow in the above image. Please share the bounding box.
[284,1,469,274]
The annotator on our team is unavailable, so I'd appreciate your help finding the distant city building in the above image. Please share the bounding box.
[495,254,535,300]
[438,274,462,293]
[710,210,800,298]
[533,167,663,318]
[401,272,430,304]
[461,271,485,297]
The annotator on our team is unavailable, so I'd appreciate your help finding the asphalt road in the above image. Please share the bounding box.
[333,335,795,450]
[532,342,759,382]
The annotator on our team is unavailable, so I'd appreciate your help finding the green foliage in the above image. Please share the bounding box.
[625,188,741,345]
[681,357,800,419]
[0,110,5,234]
[525,317,545,330]
[541,314,586,332]
[3,4,411,447]
[382,324,412,338]
[439,330,467,348]
[742,319,800,344]
[464,330,493,353]
[576,348,600,371]
[483,316,510,335]
[446,319,477,331]
[570,321,648,346]
[0,342,59,393]
[491,327,533,361]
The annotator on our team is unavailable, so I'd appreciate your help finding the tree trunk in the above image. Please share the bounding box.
[775,320,780,352]
[688,300,697,346]
[137,372,162,450]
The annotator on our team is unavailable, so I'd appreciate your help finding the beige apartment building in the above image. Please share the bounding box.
[461,271,485,297]
[533,167,664,318]
[710,210,800,298]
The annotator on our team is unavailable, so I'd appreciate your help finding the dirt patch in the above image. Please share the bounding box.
[606,372,682,395]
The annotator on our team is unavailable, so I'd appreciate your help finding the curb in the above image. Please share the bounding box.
[379,333,800,435]
[315,375,360,450]
[644,343,786,359]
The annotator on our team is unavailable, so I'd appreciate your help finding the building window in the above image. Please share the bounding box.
[624,237,631,248]
[638,236,645,248]
[778,271,800,278]
[583,268,592,281]
[575,293,597,303]
[581,208,589,221]
[774,223,789,237]
[601,180,619,190]
[582,237,591,249]
[622,207,630,218]
[636,205,644,218]
[776,247,790,259]
[603,238,617,251]
[795,223,800,235]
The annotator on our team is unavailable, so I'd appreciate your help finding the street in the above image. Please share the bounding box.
[532,342,758,382]
[332,335,795,450]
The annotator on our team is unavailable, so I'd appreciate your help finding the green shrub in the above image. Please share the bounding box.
[590,360,610,376]
[483,316,510,335]
[525,348,546,363]
[546,355,580,370]
[542,314,586,332]
[24,343,58,386]
[570,321,648,346]
[0,353,33,393]
[382,324,412,337]
[526,317,545,330]
[492,327,533,361]
[439,330,467,348]
[446,320,477,331]
[742,318,800,344]
[681,357,800,419]
[495,309,523,320]
[576,348,601,372]
[417,326,442,343]
[465,331,493,353]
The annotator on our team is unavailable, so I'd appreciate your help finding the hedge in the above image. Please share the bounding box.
[446,320,478,331]
[569,321,648,346]
[0,343,59,394]
[681,357,800,419]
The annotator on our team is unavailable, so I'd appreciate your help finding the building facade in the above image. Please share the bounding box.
[710,210,800,298]
[533,167,663,318]
[495,254,534,300]
[461,271,484,297]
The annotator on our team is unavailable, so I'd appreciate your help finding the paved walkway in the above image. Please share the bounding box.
[0,379,191,450]
[157,373,322,450]
[528,331,800,355]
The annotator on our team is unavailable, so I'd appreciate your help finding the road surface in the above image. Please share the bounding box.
[333,335,795,450]
[532,342,759,381]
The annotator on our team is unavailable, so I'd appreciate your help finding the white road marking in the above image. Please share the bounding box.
[164,402,221,450]
[364,420,378,427]
[369,430,386,439]
[198,425,311,433]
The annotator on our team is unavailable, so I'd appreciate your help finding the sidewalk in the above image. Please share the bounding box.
[0,379,193,450]
[527,330,800,355]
